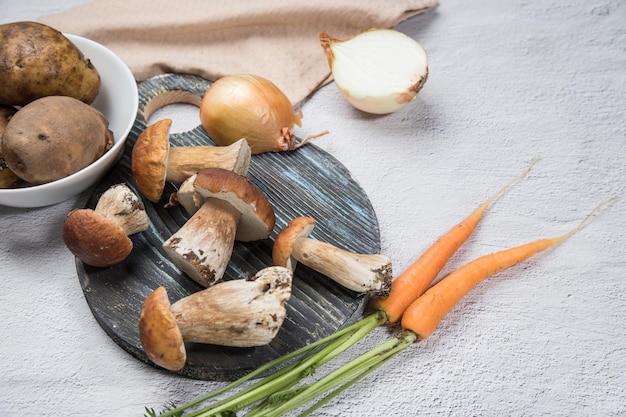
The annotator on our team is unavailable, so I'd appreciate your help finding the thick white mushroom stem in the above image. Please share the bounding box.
[131,118,252,203]
[95,183,149,235]
[170,266,293,347]
[138,266,292,371]
[292,237,392,296]
[166,138,251,183]
[163,198,241,288]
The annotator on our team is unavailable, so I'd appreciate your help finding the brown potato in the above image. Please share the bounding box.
[0,21,101,106]
[2,96,114,185]
[0,106,21,188]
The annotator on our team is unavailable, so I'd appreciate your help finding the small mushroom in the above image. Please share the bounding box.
[62,183,149,267]
[131,118,251,202]
[139,265,293,371]
[162,167,276,287]
[273,216,392,296]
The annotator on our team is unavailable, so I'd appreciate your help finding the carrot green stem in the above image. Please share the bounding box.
[244,384,312,416]
[257,196,615,416]
[153,311,386,417]
[298,332,415,416]
[152,344,308,417]
[294,357,389,417]
[147,191,615,417]
[251,347,397,417]
[257,331,417,417]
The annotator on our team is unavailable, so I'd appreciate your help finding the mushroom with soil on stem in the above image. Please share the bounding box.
[138,265,293,372]
[131,118,251,203]
[162,167,276,288]
[62,183,149,267]
[273,216,392,296]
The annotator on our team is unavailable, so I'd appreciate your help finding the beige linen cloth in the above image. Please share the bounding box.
[40,0,438,105]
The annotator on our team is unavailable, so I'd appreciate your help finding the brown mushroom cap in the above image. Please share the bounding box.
[131,118,171,202]
[191,167,276,241]
[62,209,133,267]
[138,286,186,371]
[272,216,316,270]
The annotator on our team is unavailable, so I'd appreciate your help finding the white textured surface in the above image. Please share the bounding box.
[1,1,625,416]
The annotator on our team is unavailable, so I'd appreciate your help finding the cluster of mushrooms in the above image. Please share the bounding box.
[62,113,393,372]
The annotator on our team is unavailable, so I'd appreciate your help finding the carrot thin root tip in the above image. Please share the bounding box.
[559,196,618,241]
[484,157,540,209]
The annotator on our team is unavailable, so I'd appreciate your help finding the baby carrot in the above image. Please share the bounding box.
[401,197,616,340]
[375,158,538,323]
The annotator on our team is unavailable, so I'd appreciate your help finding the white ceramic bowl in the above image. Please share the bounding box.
[0,34,138,208]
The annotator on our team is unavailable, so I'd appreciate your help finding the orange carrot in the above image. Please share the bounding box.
[151,191,614,417]
[247,200,615,417]
[400,197,615,340]
[375,158,538,323]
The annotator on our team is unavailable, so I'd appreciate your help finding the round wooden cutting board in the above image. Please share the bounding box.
[76,74,382,381]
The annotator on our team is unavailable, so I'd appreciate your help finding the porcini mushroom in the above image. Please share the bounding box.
[131,118,251,202]
[62,183,149,267]
[139,266,293,371]
[273,216,392,296]
[162,167,276,287]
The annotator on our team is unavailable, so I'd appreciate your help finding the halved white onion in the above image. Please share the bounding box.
[320,29,429,114]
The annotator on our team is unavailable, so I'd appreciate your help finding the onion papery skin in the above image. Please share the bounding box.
[200,74,302,154]
[320,29,429,115]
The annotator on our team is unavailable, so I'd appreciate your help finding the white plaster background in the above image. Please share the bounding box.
[1,1,625,416]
